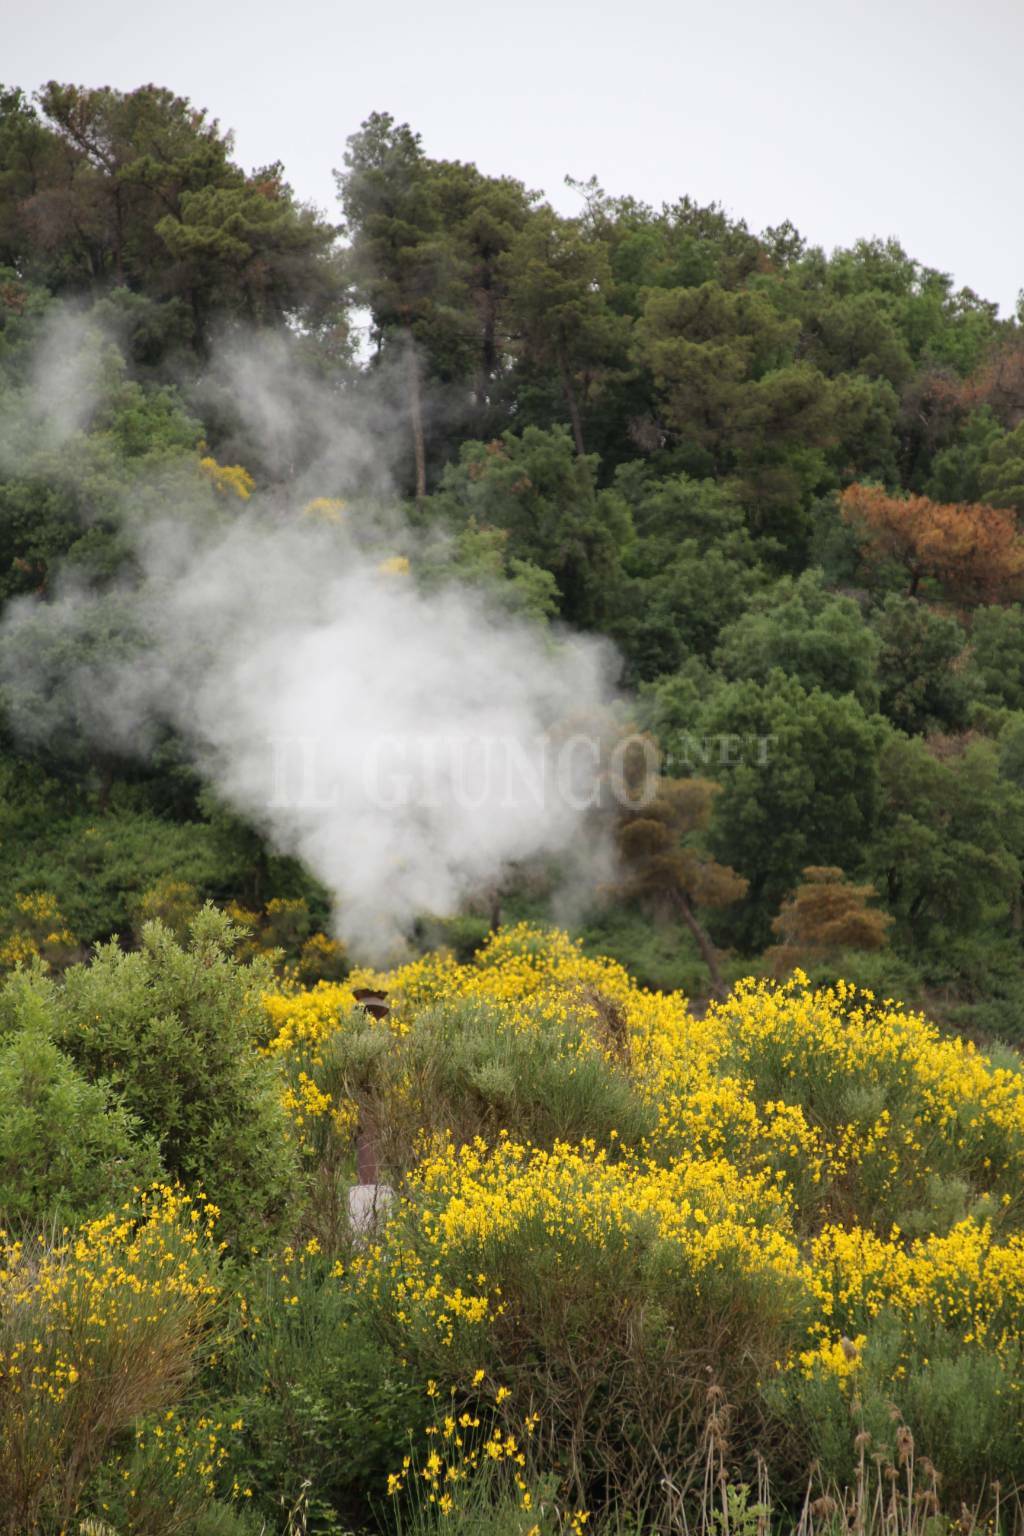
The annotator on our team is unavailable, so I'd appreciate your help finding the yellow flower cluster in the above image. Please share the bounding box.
[267,925,1024,1205]
[263,982,357,1057]
[302,496,346,524]
[0,931,40,969]
[0,1188,220,1393]
[385,1379,548,1527]
[281,1071,333,1129]
[414,1133,798,1272]
[12,890,64,925]
[710,973,1024,1178]
[378,554,411,576]
[796,1334,866,1382]
[0,888,78,970]
[809,1217,1024,1354]
[199,456,254,500]
[263,924,641,1056]
[122,1409,245,1500]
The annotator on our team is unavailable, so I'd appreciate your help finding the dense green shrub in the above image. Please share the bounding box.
[0,969,161,1225]
[55,907,299,1244]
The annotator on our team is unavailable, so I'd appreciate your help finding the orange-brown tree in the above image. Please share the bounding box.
[962,337,1024,428]
[766,865,891,976]
[840,482,1024,604]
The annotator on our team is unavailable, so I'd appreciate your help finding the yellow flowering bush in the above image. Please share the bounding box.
[297,928,348,984]
[406,1136,799,1293]
[0,1187,221,1533]
[701,973,1024,1233]
[259,924,1024,1509]
[356,1136,810,1507]
[378,554,411,576]
[131,879,200,942]
[4,918,1015,1525]
[227,895,347,990]
[806,1215,1024,1363]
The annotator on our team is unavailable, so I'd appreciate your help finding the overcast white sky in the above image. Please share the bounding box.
[6,0,1023,312]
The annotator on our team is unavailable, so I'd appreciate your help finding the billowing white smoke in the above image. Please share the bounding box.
[0,321,622,958]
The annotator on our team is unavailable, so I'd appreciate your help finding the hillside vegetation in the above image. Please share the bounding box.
[4,915,1024,1532]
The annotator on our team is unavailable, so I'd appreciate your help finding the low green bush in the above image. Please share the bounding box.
[215,1244,426,1535]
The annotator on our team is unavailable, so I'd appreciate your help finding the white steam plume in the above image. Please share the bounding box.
[0,322,623,958]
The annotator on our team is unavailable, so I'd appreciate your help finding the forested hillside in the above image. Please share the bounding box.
[3,83,1024,1022]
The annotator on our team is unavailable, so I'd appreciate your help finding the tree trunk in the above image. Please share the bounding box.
[407,336,427,502]
[672,889,728,1001]
[189,287,209,359]
[559,354,586,455]
[475,272,497,412]
[112,187,126,287]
